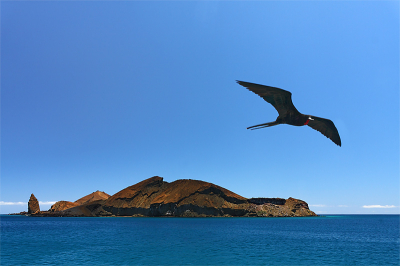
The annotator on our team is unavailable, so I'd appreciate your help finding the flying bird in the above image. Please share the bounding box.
[237,80,341,146]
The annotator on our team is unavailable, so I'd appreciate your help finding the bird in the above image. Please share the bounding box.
[237,80,341,146]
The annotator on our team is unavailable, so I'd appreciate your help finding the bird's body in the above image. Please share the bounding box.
[237,80,341,146]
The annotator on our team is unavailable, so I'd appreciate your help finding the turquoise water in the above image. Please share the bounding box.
[1,215,399,265]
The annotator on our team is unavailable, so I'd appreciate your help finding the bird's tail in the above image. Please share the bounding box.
[247,121,279,130]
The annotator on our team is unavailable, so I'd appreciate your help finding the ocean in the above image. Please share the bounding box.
[1,215,399,265]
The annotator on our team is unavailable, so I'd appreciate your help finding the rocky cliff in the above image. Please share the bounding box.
[28,194,40,214]
[31,176,316,217]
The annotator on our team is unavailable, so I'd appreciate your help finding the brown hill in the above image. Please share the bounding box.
[49,201,79,212]
[47,191,110,212]
[75,191,110,205]
[60,199,110,217]
[100,176,249,217]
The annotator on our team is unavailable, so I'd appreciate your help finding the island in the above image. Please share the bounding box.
[18,176,317,217]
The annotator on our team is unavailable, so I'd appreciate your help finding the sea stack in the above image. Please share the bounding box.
[28,194,40,214]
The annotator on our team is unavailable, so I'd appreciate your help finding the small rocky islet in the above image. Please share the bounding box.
[16,176,317,217]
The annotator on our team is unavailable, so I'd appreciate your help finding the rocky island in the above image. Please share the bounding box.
[19,176,317,217]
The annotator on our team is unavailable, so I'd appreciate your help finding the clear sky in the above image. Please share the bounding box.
[1,1,399,215]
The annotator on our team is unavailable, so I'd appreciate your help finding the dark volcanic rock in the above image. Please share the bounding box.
[248,198,286,205]
[28,194,40,214]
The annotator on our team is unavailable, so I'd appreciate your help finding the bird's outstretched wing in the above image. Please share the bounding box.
[236,80,299,116]
[307,116,341,146]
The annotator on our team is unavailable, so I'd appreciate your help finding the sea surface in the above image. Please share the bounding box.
[1,215,399,265]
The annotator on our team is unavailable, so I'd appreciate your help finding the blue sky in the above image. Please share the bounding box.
[1,1,399,215]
